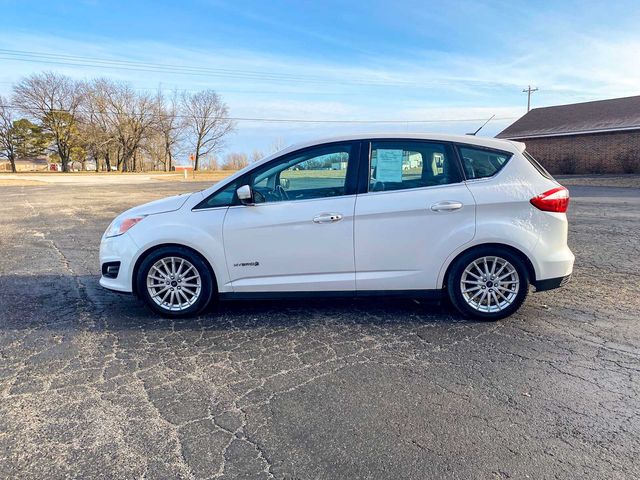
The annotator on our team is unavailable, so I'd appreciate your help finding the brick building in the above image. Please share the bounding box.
[496,96,640,174]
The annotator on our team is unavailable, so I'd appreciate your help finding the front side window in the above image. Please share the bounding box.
[458,146,512,180]
[249,144,352,204]
[369,141,461,192]
[194,180,238,209]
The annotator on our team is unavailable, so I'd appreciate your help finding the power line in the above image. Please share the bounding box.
[0,103,516,124]
[0,48,503,90]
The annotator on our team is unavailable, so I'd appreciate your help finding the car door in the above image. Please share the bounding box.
[223,142,359,293]
[354,140,476,291]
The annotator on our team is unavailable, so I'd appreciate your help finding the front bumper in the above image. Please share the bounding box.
[99,232,139,293]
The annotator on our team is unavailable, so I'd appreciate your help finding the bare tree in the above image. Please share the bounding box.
[270,137,287,153]
[198,154,219,170]
[0,97,17,172]
[222,152,248,170]
[154,89,183,171]
[250,149,264,163]
[181,90,234,171]
[81,79,117,171]
[94,80,157,172]
[12,72,84,172]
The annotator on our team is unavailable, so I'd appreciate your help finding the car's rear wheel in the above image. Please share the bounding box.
[137,247,214,317]
[447,247,529,320]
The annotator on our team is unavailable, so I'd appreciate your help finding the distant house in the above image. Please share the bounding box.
[0,157,49,172]
[173,165,194,172]
[496,95,640,173]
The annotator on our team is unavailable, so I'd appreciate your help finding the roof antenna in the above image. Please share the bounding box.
[468,114,495,136]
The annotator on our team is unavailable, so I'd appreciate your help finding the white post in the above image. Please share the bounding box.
[184,169,187,180]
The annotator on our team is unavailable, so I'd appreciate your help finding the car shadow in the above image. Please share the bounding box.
[0,274,481,332]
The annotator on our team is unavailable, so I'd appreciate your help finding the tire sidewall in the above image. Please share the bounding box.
[447,247,529,321]
[137,247,214,317]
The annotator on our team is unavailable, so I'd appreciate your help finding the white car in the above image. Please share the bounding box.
[99,133,574,320]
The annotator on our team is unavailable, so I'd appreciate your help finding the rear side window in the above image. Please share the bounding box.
[458,146,512,180]
[524,151,555,180]
[369,141,461,192]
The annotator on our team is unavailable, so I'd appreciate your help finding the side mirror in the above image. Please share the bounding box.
[236,184,254,205]
[279,177,290,190]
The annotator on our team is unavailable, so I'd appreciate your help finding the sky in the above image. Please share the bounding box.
[1,0,640,159]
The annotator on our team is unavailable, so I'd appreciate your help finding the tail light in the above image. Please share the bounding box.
[530,186,569,213]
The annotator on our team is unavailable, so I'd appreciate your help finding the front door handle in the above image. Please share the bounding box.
[431,201,464,212]
[313,213,343,223]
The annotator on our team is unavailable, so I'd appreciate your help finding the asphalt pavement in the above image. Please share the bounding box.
[1,177,639,479]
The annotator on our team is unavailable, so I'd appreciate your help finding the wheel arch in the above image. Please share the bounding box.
[131,243,218,297]
[441,242,536,290]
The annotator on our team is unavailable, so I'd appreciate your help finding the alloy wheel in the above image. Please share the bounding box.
[460,256,520,313]
[146,256,202,312]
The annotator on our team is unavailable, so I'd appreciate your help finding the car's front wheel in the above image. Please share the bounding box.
[447,247,529,320]
[137,247,214,317]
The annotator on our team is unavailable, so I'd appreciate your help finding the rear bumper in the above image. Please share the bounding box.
[533,274,572,292]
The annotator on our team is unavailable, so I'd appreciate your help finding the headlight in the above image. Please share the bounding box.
[104,216,146,238]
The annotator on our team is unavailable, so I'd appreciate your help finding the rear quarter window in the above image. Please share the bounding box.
[523,151,555,180]
[457,145,512,180]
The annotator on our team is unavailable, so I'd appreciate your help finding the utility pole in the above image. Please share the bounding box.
[523,85,538,112]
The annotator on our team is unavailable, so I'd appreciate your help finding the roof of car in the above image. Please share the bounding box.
[277,132,524,156]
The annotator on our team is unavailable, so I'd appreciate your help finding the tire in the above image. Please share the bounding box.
[446,246,529,321]
[137,246,214,318]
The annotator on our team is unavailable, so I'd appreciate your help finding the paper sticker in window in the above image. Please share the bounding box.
[375,149,403,182]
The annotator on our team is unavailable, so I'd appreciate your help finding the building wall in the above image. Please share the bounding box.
[514,130,640,174]
[0,161,48,172]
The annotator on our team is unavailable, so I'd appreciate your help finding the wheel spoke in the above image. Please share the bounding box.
[498,271,516,281]
[491,291,501,310]
[463,286,481,293]
[151,286,169,298]
[465,270,482,280]
[160,289,171,304]
[178,289,191,304]
[150,266,163,277]
[483,258,490,276]
[495,289,510,303]
[176,259,185,276]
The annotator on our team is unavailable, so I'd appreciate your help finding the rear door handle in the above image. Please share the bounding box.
[313,213,343,223]
[431,201,464,212]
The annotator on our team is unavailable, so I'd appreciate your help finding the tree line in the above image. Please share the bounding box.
[0,71,247,173]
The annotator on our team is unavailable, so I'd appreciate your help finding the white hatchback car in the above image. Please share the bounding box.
[100,133,574,320]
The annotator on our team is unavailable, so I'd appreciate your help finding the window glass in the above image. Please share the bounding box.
[250,144,351,204]
[458,146,511,179]
[524,151,554,180]
[369,141,460,192]
[196,180,238,209]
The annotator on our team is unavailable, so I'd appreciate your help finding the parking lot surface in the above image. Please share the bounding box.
[1,177,639,479]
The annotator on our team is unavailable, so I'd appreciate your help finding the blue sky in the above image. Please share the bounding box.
[1,0,640,157]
